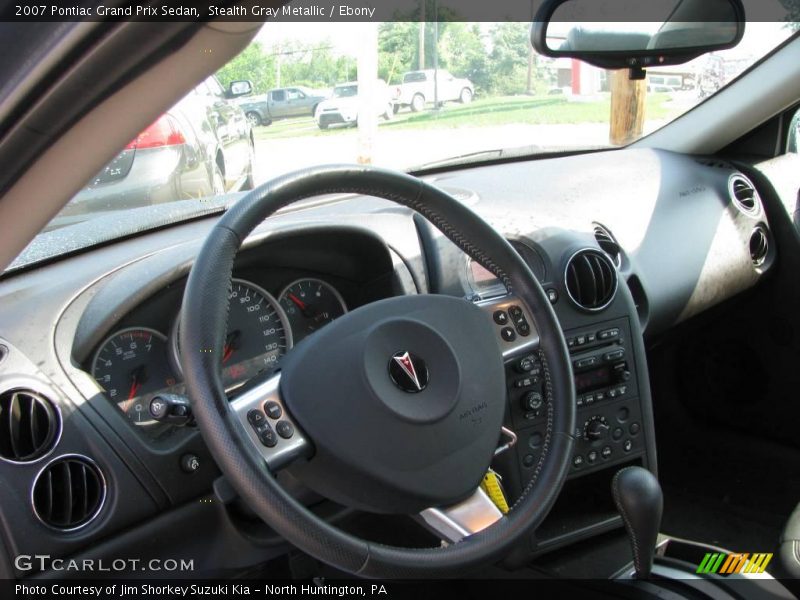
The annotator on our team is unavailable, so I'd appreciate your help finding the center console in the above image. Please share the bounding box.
[466,238,657,560]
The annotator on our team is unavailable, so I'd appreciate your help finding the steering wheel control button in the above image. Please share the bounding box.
[180,454,200,474]
[276,420,294,439]
[500,327,516,342]
[255,423,278,448]
[493,310,509,325]
[388,350,429,393]
[263,401,282,420]
[515,319,531,336]
[508,305,523,319]
[247,409,267,427]
[522,454,536,468]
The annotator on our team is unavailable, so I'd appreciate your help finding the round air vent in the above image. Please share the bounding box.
[729,175,761,216]
[592,223,622,268]
[749,226,769,267]
[564,249,618,311]
[33,456,105,530]
[0,389,59,462]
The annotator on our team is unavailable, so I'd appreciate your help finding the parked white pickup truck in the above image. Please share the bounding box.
[393,70,474,112]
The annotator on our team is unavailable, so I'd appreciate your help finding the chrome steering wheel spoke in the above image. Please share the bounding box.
[419,487,505,544]
[229,373,311,470]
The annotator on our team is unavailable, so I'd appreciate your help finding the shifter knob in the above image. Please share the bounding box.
[611,466,662,578]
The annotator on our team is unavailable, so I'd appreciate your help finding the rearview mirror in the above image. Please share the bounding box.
[532,0,745,72]
[228,80,253,98]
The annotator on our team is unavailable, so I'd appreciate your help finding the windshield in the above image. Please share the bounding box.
[334,85,358,98]
[8,19,799,272]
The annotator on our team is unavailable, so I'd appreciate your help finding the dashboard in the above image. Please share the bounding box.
[0,147,795,578]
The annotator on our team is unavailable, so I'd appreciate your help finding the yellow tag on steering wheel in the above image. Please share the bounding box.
[480,470,509,514]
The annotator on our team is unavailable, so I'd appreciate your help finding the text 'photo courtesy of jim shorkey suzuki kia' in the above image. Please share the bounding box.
[0,0,799,598]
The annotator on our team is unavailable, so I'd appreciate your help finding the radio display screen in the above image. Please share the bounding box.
[575,365,612,394]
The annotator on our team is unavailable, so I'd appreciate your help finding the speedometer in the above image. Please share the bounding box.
[172,278,292,389]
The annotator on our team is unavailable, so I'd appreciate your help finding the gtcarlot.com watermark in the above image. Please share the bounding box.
[15,554,194,573]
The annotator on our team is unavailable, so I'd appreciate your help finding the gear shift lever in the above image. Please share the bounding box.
[612,466,663,578]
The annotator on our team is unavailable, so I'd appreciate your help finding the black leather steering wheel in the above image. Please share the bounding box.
[180,165,575,578]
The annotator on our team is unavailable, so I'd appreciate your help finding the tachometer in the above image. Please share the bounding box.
[172,278,292,389]
[91,327,180,427]
[278,278,347,343]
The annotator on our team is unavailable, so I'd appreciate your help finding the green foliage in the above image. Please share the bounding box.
[215,42,275,94]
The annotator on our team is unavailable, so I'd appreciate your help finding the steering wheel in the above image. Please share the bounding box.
[180,165,575,578]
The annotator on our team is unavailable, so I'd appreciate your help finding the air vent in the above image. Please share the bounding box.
[749,226,769,267]
[564,249,618,311]
[33,456,105,530]
[0,389,59,462]
[592,223,622,268]
[729,175,761,216]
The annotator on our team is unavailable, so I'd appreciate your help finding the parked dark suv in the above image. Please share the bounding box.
[50,76,255,230]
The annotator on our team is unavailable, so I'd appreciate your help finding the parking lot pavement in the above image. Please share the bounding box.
[252,120,667,184]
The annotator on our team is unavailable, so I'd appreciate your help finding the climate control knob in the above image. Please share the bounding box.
[584,416,610,441]
[521,391,544,412]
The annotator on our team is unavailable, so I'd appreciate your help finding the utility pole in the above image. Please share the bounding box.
[526,0,535,94]
[432,0,439,109]
[418,0,425,70]
[609,70,646,145]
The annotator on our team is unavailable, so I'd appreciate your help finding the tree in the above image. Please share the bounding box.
[487,22,534,95]
[439,23,490,92]
[215,42,276,94]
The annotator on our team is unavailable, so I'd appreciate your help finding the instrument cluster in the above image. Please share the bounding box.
[88,276,347,433]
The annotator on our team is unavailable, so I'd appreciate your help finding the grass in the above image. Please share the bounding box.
[253,93,678,141]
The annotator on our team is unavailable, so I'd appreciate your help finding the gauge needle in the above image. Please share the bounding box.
[222,331,240,364]
[128,366,145,400]
[288,293,307,310]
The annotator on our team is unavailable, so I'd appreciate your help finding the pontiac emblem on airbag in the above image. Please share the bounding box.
[389,351,429,393]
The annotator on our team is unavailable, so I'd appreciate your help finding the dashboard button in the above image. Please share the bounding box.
[500,327,516,342]
[629,422,641,435]
[180,454,200,474]
[604,349,625,361]
[574,356,598,369]
[576,335,587,346]
[623,439,633,452]
[263,401,282,420]
[587,450,598,463]
[573,455,584,467]
[493,310,509,325]
[546,288,558,304]
[612,427,624,441]
[598,328,620,341]
[601,446,613,459]
[276,420,294,439]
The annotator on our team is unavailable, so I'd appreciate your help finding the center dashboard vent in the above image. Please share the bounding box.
[33,456,105,530]
[0,389,59,462]
[565,249,618,311]
[729,175,761,216]
[592,223,622,268]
